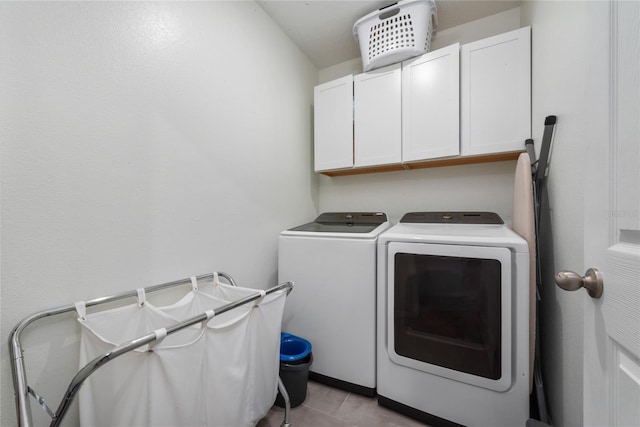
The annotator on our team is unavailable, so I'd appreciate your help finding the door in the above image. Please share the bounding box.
[313,75,353,172]
[354,64,401,167]
[460,27,531,156]
[582,2,640,426]
[402,43,460,162]
[387,242,513,392]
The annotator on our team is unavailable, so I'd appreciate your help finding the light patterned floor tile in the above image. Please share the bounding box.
[257,380,430,427]
[335,392,429,426]
[303,380,350,416]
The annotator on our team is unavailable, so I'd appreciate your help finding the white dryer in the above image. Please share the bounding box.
[279,212,390,396]
[377,212,530,426]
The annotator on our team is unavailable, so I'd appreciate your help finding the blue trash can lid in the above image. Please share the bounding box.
[280,333,312,362]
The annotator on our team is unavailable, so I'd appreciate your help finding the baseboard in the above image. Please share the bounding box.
[308,371,376,397]
[377,395,465,427]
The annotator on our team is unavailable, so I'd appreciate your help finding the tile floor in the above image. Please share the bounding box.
[257,380,430,427]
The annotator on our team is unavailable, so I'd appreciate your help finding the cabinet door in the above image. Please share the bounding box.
[314,75,353,172]
[402,43,460,162]
[354,64,402,167]
[461,27,531,156]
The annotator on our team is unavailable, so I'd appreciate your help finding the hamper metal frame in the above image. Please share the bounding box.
[9,272,294,427]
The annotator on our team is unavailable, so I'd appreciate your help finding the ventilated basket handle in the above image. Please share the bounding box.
[378,3,400,20]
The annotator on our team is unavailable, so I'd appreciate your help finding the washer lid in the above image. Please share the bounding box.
[400,211,504,224]
[288,212,388,233]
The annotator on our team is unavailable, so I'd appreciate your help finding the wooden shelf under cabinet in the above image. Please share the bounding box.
[319,151,523,177]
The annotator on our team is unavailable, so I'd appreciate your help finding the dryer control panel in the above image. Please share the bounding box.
[400,211,503,224]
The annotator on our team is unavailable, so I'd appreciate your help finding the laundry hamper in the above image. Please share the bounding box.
[76,277,287,427]
[353,0,437,72]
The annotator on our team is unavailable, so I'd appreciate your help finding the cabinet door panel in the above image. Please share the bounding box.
[461,27,531,156]
[402,43,460,162]
[314,75,353,172]
[354,64,402,167]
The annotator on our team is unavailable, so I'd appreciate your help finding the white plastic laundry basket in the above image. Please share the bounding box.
[353,0,437,72]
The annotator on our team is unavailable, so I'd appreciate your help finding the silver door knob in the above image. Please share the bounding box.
[555,268,603,299]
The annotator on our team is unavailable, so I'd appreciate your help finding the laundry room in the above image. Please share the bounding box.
[2,1,637,427]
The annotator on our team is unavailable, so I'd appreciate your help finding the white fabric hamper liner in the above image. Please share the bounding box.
[76,276,286,427]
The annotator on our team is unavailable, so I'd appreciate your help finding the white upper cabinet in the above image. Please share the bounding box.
[313,27,532,175]
[402,43,460,162]
[314,75,353,172]
[354,64,402,167]
[461,27,531,156]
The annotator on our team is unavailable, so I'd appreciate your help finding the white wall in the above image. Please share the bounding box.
[0,2,317,425]
[318,162,518,224]
[319,7,521,84]
[521,2,587,426]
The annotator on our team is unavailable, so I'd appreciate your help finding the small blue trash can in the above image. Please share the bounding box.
[275,333,313,408]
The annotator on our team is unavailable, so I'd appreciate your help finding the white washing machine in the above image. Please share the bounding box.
[279,212,390,396]
[377,212,530,427]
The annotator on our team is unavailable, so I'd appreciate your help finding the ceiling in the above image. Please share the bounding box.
[257,0,521,69]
